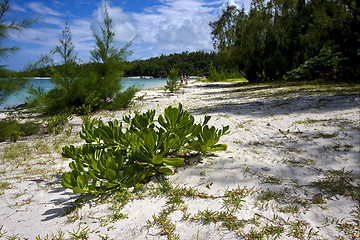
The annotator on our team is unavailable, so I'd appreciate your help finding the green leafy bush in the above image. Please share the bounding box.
[62,104,229,195]
[188,123,229,154]
[208,63,226,82]
[283,48,345,82]
[45,111,73,134]
[75,92,99,116]
[0,119,40,141]
[106,85,139,111]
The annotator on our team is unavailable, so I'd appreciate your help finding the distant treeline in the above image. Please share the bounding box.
[124,51,222,77]
[25,51,224,78]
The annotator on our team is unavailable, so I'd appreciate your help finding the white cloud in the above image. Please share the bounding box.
[91,3,137,43]
[70,19,93,51]
[226,0,241,8]
[28,2,62,17]
[137,0,219,55]
[96,0,223,59]
[41,17,65,27]
[13,27,60,47]
[11,3,27,12]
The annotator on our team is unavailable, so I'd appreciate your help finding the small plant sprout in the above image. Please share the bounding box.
[69,226,90,240]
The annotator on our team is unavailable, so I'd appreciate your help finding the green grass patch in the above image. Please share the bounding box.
[225,78,249,83]
[0,119,40,141]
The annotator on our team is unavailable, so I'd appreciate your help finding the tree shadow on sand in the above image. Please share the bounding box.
[189,82,359,118]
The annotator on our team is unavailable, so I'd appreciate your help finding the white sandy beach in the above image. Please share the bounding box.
[0,81,359,239]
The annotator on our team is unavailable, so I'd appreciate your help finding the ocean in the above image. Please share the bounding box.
[1,77,168,110]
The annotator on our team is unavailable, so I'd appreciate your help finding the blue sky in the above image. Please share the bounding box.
[2,0,250,71]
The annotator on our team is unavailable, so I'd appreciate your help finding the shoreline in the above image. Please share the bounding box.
[0,81,359,239]
[0,78,200,112]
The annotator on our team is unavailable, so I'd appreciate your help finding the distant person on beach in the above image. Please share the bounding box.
[180,75,184,85]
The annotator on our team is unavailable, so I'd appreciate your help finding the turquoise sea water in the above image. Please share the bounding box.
[1,78,167,110]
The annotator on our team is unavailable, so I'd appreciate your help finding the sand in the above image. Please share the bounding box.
[0,81,359,239]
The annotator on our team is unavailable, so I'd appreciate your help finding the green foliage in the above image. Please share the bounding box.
[164,68,180,93]
[310,168,359,200]
[207,63,226,82]
[158,103,197,150]
[283,48,346,81]
[210,0,359,82]
[188,121,229,154]
[75,92,99,116]
[68,226,90,240]
[125,51,216,77]
[89,3,133,104]
[27,4,136,115]
[45,111,72,134]
[106,85,138,111]
[62,104,229,195]
[27,24,86,114]
[0,119,40,141]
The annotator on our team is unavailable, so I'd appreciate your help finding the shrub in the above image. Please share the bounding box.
[75,92,99,116]
[0,119,40,141]
[283,48,346,82]
[208,63,226,82]
[61,103,229,195]
[106,86,139,111]
[45,111,73,135]
[164,68,180,93]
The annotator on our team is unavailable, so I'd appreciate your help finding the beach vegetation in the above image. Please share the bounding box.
[207,63,226,82]
[283,48,346,82]
[0,181,12,194]
[0,226,6,238]
[61,104,229,195]
[310,168,359,200]
[164,68,180,93]
[0,119,40,141]
[148,180,216,239]
[187,123,229,155]
[35,231,65,240]
[45,111,73,135]
[68,226,90,240]
[27,3,137,115]
[88,3,138,111]
[223,186,253,212]
[106,189,133,222]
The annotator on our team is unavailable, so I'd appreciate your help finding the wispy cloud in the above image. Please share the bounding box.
[71,19,93,51]
[41,17,65,27]
[10,3,27,12]
[28,2,62,17]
